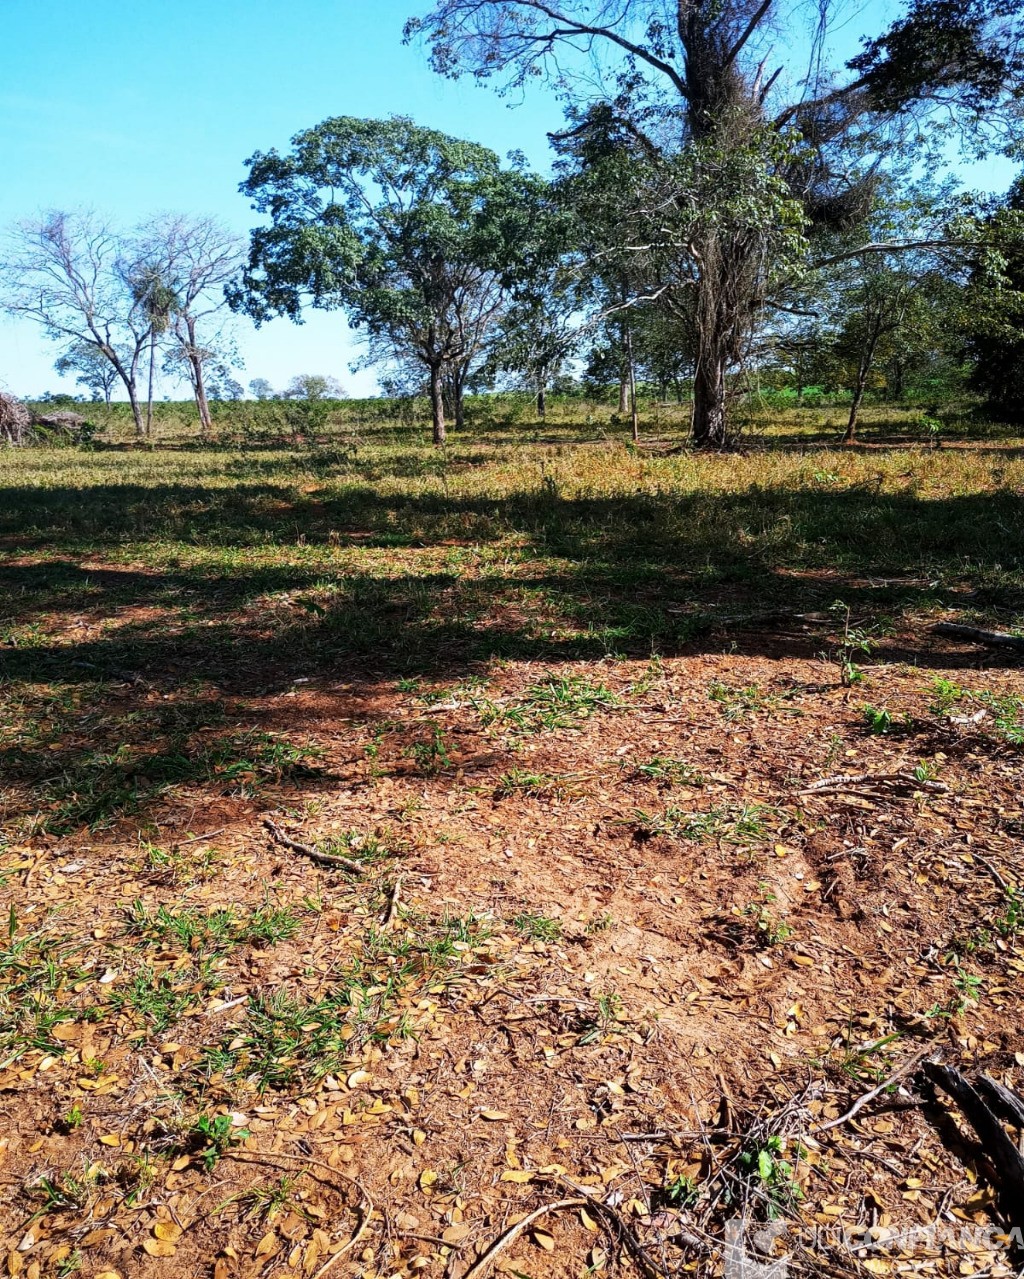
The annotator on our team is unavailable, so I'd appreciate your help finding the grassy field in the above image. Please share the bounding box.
[1,405,1023,1278]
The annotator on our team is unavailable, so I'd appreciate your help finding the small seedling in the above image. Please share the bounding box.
[737,1134,804,1216]
[188,1113,249,1171]
[862,704,892,734]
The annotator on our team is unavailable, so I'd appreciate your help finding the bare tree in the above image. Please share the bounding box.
[135,216,244,437]
[0,212,152,435]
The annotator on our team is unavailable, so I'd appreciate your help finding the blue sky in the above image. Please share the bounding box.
[0,0,1016,400]
[0,0,561,398]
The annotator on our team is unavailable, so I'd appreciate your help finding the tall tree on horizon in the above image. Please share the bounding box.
[406,0,1024,446]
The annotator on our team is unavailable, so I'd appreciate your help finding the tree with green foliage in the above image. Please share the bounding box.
[964,180,1024,422]
[407,0,1024,446]
[813,181,962,440]
[283,373,346,400]
[54,341,120,404]
[232,116,543,444]
[249,377,275,400]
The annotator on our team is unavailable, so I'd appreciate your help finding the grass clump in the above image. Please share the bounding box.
[634,802,773,844]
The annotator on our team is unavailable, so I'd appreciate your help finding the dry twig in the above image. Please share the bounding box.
[458,1199,587,1279]
[263,817,365,873]
[818,1046,936,1133]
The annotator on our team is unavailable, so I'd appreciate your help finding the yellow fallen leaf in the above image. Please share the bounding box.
[98,1134,121,1147]
[142,1238,176,1258]
[532,1230,555,1251]
[791,954,815,966]
[347,1069,372,1088]
[478,1109,509,1121]
[442,1224,470,1244]
[580,1209,599,1232]
[419,1170,438,1190]
[153,1223,182,1242]
[254,1230,278,1257]
[500,1170,533,1184]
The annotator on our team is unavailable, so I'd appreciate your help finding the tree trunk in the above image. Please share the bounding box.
[537,383,546,419]
[145,331,157,438]
[618,375,629,415]
[692,354,728,449]
[190,353,212,438]
[454,372,465,431]
[126,380,144,438]
[625,325,639,442]
[844,379,866,443]
[429,362,446,446]
[844,320,882,444]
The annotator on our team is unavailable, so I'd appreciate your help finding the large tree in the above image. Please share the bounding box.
[406,0,1024,445]
[232,116,542,444]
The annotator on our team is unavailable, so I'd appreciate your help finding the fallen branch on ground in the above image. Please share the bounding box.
[795,772,949,797]
[459,1199,587,1279]
[263,818,365,873]
[933,622,1024,653]
[818,1046,936,1133]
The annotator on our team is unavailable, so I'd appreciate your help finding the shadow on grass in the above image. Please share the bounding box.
[2,474,1021,834]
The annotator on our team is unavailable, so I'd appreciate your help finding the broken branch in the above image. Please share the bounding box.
[263,817,365,874]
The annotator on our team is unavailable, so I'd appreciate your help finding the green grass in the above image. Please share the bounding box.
[1,403,1023,842]
[633,802,775,844]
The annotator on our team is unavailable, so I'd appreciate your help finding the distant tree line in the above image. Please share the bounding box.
[7,1,1024,445]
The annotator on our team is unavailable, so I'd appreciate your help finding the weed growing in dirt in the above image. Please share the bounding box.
[634,803,773,843]
[186,1112,250,1170]
[110,960,221,1032]
[736,1135,804,1216]
[408,724,453,773]
[496,769,575,798]
[741,886,794,947]
[510,675,620,732]
[512,912,562,941]
[634,756,704,786]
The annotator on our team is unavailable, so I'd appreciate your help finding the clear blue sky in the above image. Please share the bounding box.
[0,0,1015,400]
[0,0,562,398]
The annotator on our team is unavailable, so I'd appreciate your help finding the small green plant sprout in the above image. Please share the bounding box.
[829,600,873,687]
[576,990,624,1045]
[737,1134,804,1215]
[741,884,794,947]
[993,888,1023,939]
[60,1104,84,1132]
[408,724,453,773]
[912,759,939,783]
[188,1112,250,1171]
[929,676,966,715]
[660,1173,700,1209]
[862,704,892,734]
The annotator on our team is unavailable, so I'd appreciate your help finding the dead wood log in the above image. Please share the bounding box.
[925,1062,1024,1226]
[933,622,1024,653]
[977,1075,1024,1132]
